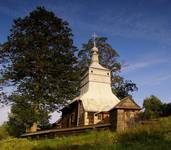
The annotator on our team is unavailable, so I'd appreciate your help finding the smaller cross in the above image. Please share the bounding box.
[92,32,97,47]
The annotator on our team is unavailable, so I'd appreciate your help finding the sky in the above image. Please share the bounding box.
[0,0,171,124]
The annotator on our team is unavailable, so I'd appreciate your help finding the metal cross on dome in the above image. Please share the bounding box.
[92,32,97,47]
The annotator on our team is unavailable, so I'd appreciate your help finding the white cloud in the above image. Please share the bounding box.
[140,74,171,86]
[153,75,171,85]
[122,57,169,73]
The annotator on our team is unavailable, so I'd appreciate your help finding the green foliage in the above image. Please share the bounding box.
[142,95,171,119]
[78,37,138,99]
[112,79,138,99]
[1,6,79,109]
[0,6,80,134]
[78,37,121,72]
[0,117,171,150]
[118,117,171,149]
[6,94,51,137]
[162,103,171,117]
[0,138,33,150]
[143,95,164,119]
[0,124,9,140]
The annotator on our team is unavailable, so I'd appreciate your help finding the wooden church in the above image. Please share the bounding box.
[24,36,141,137]
[60,38,141,131]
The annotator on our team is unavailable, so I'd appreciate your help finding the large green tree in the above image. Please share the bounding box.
[78,37,137,99]
[0,7,80,130]
[143,95,163,119]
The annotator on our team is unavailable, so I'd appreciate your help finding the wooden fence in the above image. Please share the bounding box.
[21,123,111,139]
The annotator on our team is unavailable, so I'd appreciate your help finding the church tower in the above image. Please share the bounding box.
[61,34,120,127]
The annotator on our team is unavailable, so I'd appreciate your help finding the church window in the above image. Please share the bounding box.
[87,112,94,118]
[88,112,94,124]
[97,113,102,120]
[107,73,109,75]
[71,113,75,123]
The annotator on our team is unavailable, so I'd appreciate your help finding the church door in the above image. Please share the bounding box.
[88,112,94,125]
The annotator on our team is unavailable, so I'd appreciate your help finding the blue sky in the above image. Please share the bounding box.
[0,0,171,124]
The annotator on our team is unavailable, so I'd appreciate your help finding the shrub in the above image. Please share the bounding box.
[0,138,34,150]
[0,125,9,140]
[143,95,163,119]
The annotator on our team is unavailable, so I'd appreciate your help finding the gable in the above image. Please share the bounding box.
[113,96,141,110]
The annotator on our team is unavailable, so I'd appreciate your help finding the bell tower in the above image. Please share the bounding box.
[79,34,120,110]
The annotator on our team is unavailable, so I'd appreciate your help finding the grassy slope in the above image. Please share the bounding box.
[0,117,171,150]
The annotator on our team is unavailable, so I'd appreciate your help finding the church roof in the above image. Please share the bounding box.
[89,61,109,71]
[73,87,120,112]
[111,96,141,110]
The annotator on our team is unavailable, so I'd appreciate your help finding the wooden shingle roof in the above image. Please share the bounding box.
[111,96,141,110]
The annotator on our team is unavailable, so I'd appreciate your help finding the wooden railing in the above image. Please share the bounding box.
[21,123,111,139]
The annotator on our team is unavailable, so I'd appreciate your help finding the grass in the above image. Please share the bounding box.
[0,117,171,150]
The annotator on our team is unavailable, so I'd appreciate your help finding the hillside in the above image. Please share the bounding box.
[0,117,171,150]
